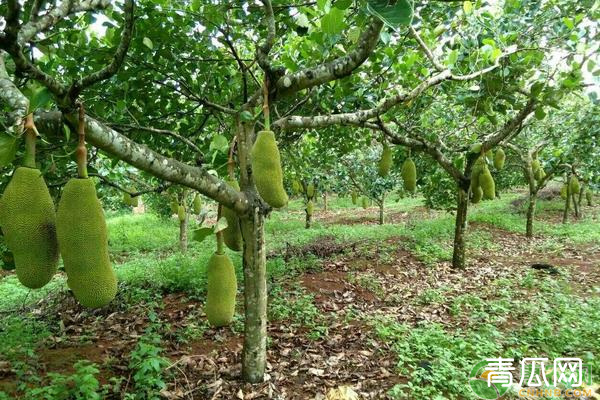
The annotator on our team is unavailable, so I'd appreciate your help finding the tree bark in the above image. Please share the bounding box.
[239,209,267,383]
[562,182,571,224]
[179,212,188,252]
[305,209,312,229]
[452,186,469,269]
[526,192,537,238]
[323,192,328,212]
[378,193,386,225]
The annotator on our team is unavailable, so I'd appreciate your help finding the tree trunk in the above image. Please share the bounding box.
[179,212,188,252]
[305,208,312,229]
[526,192,537,238]
[378,193,385,225]
[239,209,267,383]
[323,192,328,212]
[571,191,579,218]
[452,186,469,269]
[562,183,571,224]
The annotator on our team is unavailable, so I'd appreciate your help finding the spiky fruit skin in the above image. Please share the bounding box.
[0,168,58,288]
[378,145,393,177]
[534,167,545,182]
[193,195,202,214]
[569,177,580,195]
[292,180,301,194]
[223,180,242,252]
[471,186,483,204]
[479,166,496,200]
[560,184,568,200]
[170,200,179,214]
[205,252,237,327]
[56,179,117,308]
[470,159,484,191]
[306,183,315,199]
[177,205,186,222]
[401,159,417,192]
[251,130,288,208]
[306,200,314,216]
[531,159,541,174]
[123,192,131,205]
[361,197,368,209]
[470,142,482,154]
[351,192,357,205]
[494,149,505,170]
[129,195,139,207]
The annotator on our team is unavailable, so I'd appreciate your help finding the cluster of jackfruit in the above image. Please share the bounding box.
[222,180,242,251]
[378,144,392,177]
[251,130,288,208]
[401,158,417,193]
[0,167,59,288]
[57,178,117,308]
[205,251,237,327]
[470,156,495,203]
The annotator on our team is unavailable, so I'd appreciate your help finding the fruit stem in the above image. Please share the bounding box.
[227,136,237,179]
[76,104,88,178]
[23,113,37,168]
[262,74,270,131]
[216,204,225,255]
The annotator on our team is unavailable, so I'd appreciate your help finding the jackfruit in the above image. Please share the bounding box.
[170,200,179,214]
[251,130,288,208]
[531,159,541,174]
[560,184,568,200]
[479,166,495,200]
[177,205,186,222]
[205,252,237,327]
[401,158,417,192]
[361,197,368,209]
[569,176,580,195]
[306,200,314,216]
[534,167,545,182]
[378,145,392,177]
[307,183,315,199]
[470,159,484,191]
[351,191,357,205]
[292,180,301,194]
[193,194,202,214]
[129,195,139,207]
[485,150,493,163]
[56,178,117,308]
[471,185,483,204]
[222,180,242,252]
[0,168,58,288]
[494,149,505,170]
[586,189,593,206]
[470,142,482,154]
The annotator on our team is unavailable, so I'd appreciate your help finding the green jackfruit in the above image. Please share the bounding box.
[485,150,493,163]
[586,189,593,206]
[470,142,483,154]
[470,158,485,191]
[123,192,131,205]
[471,186,483,204]
[378,145,392,177]
[222,180,242,252]
[56,179,117,308]
[205,252,237,327]
[0,168,58,289]
[251,130,288,208]
[306,200,314,216]
[479,166,495,200]
[361,197,368,209]
[307,183,315,199]
[292,180,301,194]
[170,200,179,214]
[534,167,545,182]
[560,184,568,200]
[401,158,417,192]
[494,149,505,170]
[177,205,186,222]
[531,159,541,174]
[193,194,202,214]
[351,191,357,205]
[569,176,580,195]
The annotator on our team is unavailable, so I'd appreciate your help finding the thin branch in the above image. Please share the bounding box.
[110,123,203,154]
[409,26,445,72]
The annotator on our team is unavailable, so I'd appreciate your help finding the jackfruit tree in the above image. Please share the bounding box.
[0,0,593,383]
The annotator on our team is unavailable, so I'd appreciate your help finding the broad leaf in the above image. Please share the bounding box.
[321,8,346,34]
[192,227,214,243]
[0,133,18,168]
[366,0,413,30]
[214,217,229,233]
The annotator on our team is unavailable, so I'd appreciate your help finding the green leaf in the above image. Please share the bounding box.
[214,217,228,233]
[563,17,574,30]
[334,0,352,9]
[530,82,544,98]
[534,107,546,120]
[209,134,229,153]
[366,0,413,30]
[447,49,458,66]
[463,1,473,14]
[240,110,254,121]
[317,0,329,10]
[192,227,213,243]
[321,8,346,34]
[0,133,18,168]
[29,87,52,112]
[142,37,154,50]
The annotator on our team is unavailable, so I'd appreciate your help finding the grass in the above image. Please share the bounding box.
[0,189,598,399]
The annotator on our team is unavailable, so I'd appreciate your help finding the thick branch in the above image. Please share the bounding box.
[256,0,276,73]
[0,52,29,129]
[482,98,535,149]
[35,111,249,213]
